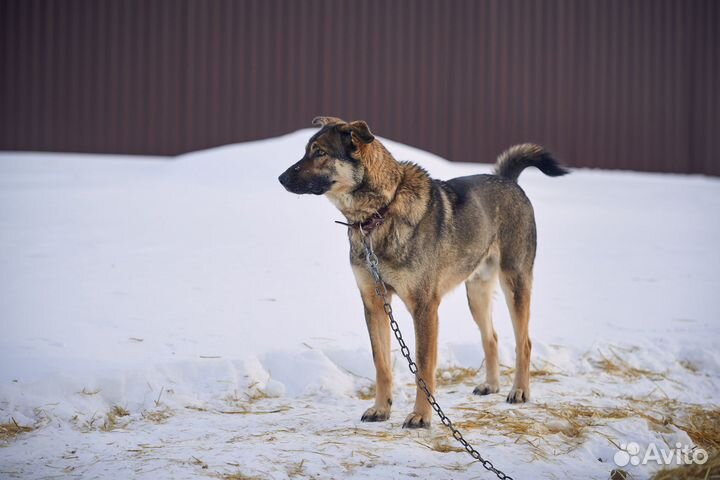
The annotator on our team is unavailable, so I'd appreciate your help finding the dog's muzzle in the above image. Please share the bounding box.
[278,168,331,195]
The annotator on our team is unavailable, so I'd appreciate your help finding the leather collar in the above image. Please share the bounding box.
[335,205,389,234]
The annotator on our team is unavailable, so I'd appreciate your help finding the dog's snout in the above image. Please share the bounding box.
[279,159,306,190]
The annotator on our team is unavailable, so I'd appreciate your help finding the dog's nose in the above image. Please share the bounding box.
[278,171,289,187]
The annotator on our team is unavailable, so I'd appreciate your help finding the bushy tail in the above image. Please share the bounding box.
[494,144,569,182]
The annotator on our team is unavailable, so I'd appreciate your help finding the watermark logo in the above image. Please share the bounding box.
[614,442,708,467]
[614,442,641,467]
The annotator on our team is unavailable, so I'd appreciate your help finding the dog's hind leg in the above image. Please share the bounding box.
[358,282,394,422]
[466,265,500,396]
[499,269,533,403]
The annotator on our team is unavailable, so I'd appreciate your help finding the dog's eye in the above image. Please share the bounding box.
[316,149,326,157]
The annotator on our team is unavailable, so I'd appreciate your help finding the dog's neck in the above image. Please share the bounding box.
[327,140,404,223]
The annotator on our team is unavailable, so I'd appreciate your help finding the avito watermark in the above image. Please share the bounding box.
[614,442,708,467]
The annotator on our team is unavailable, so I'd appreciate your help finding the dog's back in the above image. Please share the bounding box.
[429,144,568,284]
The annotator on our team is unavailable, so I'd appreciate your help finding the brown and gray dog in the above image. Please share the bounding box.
[278,117,568,428]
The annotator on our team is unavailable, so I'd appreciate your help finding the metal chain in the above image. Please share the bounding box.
[359,230,514,480]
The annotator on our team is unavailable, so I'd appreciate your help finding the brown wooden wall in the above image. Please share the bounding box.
[1,0,718,175]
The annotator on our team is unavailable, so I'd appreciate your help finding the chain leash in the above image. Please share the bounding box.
[359,230,514,480]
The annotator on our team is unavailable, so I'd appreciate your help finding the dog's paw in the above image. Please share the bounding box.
[506,387,530,404]
[361,405,390,422]
[473,382,500,396]
[402,411,431,429]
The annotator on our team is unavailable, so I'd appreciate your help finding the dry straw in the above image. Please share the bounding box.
[651,452,720,480]
[0,417,34,442]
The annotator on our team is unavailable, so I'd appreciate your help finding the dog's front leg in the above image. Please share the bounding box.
[402,296,439,429]
[358,283,394,422]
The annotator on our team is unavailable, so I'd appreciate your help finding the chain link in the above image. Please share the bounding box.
[359,230,514,480]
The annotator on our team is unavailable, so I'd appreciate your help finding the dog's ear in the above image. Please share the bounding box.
[312,116,345,127]
[347,120,375,144]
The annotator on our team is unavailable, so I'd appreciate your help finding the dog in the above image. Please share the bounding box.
[278,117,568,428]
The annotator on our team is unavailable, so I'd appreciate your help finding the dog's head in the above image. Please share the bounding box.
[278,117,375,196]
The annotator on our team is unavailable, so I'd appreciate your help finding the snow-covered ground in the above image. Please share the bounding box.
[1,130,718,479]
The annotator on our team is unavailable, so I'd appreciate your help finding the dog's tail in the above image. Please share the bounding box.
[494,144,569,182]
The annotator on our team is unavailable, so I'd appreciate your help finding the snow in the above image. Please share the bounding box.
[1,130,719,479]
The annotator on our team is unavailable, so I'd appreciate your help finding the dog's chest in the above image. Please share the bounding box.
[350,237,417,291]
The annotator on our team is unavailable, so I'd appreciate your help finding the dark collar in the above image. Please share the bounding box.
[335,205,389,234]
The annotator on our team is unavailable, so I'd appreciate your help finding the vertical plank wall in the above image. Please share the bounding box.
[0,0,718,174]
